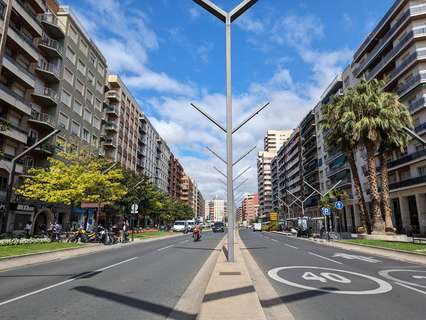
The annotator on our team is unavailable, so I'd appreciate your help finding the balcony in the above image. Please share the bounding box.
[35,60,60,83]
[389,175,426,190]
[408,96,426,114]
[388,149,426,169]
[397,73,426,98]
[104,105,119,117]
[35,35,63,59]
[103,138,117,149]
[104,122,118,131]
[326,162,350,178]
[0,118,28,144]
[106,90,119,101]
[40,13,65,38]
[8,24,38,62]
[3,55,35,88]
[27,137,55,155]
[415,122,426,134]
[31,86,58,107]
[13,0,42,36]
[386,50,426,90]
[0,83,31,115]
[28,109,55,130]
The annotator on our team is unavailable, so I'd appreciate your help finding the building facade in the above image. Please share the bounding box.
[241,193,259,223]
[206,197,227,222]
[168,154,183,200]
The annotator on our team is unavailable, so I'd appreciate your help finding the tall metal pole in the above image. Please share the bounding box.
[225,14,235,262]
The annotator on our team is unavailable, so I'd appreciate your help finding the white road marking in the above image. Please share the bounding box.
[413,275,426,279]
[332,253,380,263]
[0,257,138,307]
[395,282,426,295]
[308,252,343,265]
[284,244,298,249]
[378,269,426,289]
[157,244,174,251]
[271,238,278,242]
[268,266,393,295]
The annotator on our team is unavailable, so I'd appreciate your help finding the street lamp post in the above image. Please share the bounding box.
[191,0,263,262]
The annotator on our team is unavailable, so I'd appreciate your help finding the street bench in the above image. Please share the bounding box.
[412,237,426,244]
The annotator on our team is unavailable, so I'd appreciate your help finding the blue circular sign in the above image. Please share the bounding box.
[335,201,344,210]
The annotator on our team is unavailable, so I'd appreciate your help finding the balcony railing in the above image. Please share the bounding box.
[41,12,65,30]
[415,122,426,134]
[36,35,63,55]
[389,175,426,190]
[104,122,118,130]
[387,50,426,86]
[397,73,426,97]
[15,0,42,28]
[408,97,426,113]
[9,24,37,51]
[326,162,350,177]
[4,54,35,81]
[33,86,58,101]
[388,149,426,168]
[0,83,31,107]
[36,60,61,77]
[30,109,55,127]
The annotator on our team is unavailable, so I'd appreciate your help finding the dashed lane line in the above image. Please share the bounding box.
[284,243,298,249]
[157,244,174,252]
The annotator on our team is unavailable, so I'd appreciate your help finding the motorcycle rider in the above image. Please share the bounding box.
[192,223,202,241]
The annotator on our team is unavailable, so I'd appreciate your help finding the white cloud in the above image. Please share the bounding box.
[237,14,265,33]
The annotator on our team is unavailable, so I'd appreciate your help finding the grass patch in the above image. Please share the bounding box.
[0,242,81,258]
[130,231,173,239]
[341,239,426,254]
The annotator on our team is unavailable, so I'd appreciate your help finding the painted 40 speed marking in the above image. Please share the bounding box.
[268,266,393,295]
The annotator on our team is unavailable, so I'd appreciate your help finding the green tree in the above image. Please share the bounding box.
[17,148,126,209]
[321,93,370,232]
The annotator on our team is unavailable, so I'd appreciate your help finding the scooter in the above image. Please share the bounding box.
[192,228,201,241]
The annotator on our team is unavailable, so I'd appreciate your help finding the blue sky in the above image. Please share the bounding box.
[62,0,393,200]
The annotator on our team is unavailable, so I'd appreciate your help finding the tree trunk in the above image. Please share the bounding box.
[380,152,394,233]
[347,151,370,233]
[366,143,385,233]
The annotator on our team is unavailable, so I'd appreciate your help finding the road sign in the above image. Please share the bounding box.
[270,212,278,221]
[321,207,331,216]
[131,203,139,214]
[335,201,344,210]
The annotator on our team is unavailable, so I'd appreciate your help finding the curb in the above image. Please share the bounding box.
[0,244,90,261]
[166,235,225,320]
[339,241,426,256]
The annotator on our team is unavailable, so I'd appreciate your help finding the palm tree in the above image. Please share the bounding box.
[378,92,413,232]
[321,94,370,232]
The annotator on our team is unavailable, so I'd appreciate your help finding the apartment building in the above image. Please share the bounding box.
[103,75,139,172]
[55,6,106,153]
[351,0,426,235]
[180,174,194,215]
[300,110,321,218]
[196,190,205,219]
[264,130,292,152]
[206,197,227,222]
[241,193,259,223]
[168,154,184,199]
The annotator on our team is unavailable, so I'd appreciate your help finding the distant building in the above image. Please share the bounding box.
[242,194,259,223]
[206,197,227,222]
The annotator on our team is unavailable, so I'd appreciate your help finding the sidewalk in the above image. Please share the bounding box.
[271,231,426,265]
[0,233,184,272]
[198,234,267,320]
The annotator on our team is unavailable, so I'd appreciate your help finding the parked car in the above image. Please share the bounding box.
[212,222,225,232]
[186,220,195,232]
[172,221,187,232]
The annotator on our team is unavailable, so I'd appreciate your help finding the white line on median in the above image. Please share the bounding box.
[284,244,298,249]
[0,257,138,307]
[157,244,174,251]
[308,252,343,265]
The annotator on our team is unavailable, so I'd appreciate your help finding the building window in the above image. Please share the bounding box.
[98,63,105,76]
[71,121,80,136]
[89,52,96,65]
[86,89,93,104]
[95,98,102,111]
[77,59,86,74]
[66,46,76,64]
[75,78,84,95]
[92,135,98,147]
[61,89,72,107]
[93,116,101,130]
[79,39,88,55]
[73,99,83,116]
[96,80,103,93]
[56,136,66,151]
[82,128,90,142]
[0,2,5,20]
[418,166,426,177]
[64,67,74,84]
[88,70,94,85]
[68,24,78,43]
[83,108,92,123]
[58,112,69,129]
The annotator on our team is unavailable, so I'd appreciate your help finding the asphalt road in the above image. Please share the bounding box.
[240,229,426,320]
[0,231,224,320]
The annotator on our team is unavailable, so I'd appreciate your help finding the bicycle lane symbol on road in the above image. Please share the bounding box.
[268,266,393,295]
[378,269,426,295]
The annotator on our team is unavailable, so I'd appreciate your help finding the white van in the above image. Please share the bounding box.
[172,220,187,232]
